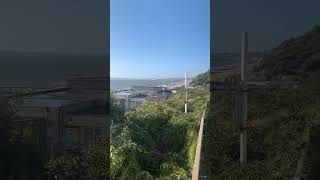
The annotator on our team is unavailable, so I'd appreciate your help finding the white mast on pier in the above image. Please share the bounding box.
[185,72,188,113]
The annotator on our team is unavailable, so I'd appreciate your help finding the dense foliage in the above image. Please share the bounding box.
[45,144,109,180]
[111,89,209,179]
[203,87,320,179]
[202,25,320,179]
[0,95,46,180]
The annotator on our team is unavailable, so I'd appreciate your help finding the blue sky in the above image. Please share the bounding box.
[111,0,210,79]
[213,0,320,52]
[0,0,106,54]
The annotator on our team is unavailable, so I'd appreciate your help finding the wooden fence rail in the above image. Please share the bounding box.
[192,104,208,180]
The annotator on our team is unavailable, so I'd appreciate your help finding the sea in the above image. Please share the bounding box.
[111,78,185,91]
[0,52,185,89]
[0,51,107,87]
[0,51,191,89]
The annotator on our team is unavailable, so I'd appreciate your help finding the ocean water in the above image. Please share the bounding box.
[0,51,107,87]
[111,78,185,90]
[0,51,189,89]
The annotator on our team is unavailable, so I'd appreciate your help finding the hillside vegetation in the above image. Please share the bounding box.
[190,70,209,86]
[111,89,209,179]
[253,25,320,81]
[203,25,320,179]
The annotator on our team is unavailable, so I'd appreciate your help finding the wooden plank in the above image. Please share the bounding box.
[192,110,207,180]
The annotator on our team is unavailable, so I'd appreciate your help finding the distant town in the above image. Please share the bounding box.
[112,80,191,111]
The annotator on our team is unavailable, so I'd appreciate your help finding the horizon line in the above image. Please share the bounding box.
[111,76,195,79]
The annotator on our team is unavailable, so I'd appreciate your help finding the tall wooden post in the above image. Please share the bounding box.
[240,32,248,164]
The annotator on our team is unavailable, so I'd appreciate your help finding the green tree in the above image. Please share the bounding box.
[45,144,109,180]
[0,95,46,180]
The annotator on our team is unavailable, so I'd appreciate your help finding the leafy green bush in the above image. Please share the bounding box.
[111,89,209,179]
[204,88,319,179]
[45,145,109,180]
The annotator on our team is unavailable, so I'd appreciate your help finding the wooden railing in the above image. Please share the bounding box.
[192,104,208,180]
[294,128,311,180]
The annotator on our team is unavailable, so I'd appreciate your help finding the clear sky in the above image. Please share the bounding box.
[0,0,106,54]
[213,0,320,52]
[111,0,210,79]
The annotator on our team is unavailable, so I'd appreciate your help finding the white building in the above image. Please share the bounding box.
[114,86,173,112]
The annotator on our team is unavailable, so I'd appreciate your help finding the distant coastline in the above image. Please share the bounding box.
[111,78,190,91]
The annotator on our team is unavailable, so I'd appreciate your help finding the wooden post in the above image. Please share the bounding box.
[235,75,241,132]
[240,32,248,164]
